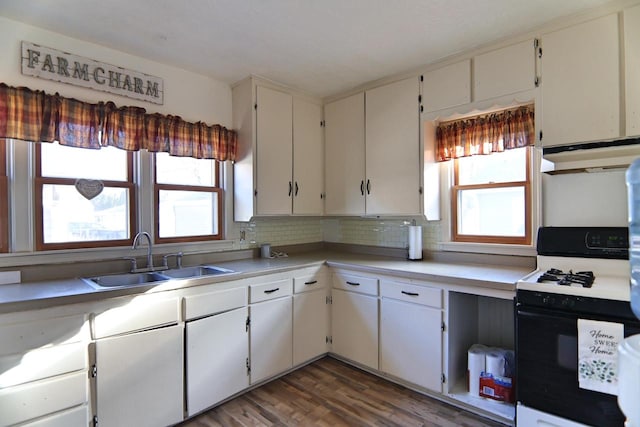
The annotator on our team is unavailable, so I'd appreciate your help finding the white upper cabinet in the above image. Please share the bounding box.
[365,76,422,216]
[232,78,324,220]
[625,4,640,137]
[293,97,324,215]
[422,60,471,112]
[324,92,366,215]
[255,85,293,215]
[474,40,536,101]
[540,14,620,146]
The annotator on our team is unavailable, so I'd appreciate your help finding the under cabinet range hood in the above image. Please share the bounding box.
[541,137,640,174]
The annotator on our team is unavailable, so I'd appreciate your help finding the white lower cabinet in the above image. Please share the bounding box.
[331,281,379,370]
[94,324,183,427]
[293,270,329,365]
[19,405,89,427]
[380,280,443,392]
[185,306,249,416]
[92,293,183,427]
[249,278,293,384]
[0,311,90,426]
[184,285,249,416]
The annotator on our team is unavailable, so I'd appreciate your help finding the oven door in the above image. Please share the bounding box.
[516,304,640,427]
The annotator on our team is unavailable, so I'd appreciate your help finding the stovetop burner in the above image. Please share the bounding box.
[537,268,595,288]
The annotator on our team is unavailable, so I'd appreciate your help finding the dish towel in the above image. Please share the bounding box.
[578,318,624,395]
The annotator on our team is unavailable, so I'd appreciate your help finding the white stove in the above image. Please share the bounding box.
[517,255,630,301]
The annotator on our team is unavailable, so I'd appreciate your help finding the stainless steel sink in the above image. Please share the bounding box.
[83,265,236,289]
[161,265,236,279]
[84,272,169,289]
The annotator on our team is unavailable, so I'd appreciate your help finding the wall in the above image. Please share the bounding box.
[0,16,231,126]
[323,218,441,252]
[542,170,627,226]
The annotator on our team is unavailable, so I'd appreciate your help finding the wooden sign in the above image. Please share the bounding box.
[21,41,164,105]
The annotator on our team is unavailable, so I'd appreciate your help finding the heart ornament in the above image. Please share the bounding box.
[75,179,104,200]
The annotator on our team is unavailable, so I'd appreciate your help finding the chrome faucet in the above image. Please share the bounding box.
[132,231,154,271]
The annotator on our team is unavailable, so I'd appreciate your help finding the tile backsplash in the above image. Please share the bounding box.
[229,217,441,251]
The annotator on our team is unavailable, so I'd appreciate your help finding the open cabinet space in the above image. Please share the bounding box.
[446,291,515,422]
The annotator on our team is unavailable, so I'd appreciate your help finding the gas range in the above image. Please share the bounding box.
[516,227,630,301]
[517,255,630,301]
[516,227,637,427]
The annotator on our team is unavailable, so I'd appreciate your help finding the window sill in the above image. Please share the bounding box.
[437,241,536,257]
[0,239,238,268]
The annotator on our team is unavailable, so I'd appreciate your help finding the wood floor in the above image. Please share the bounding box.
[178,357,504,427]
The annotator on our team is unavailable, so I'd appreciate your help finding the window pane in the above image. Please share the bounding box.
[155,153,215,186]
[41,142,129,181]
[158,190,218,238]
[42,184,130,243]
[457,147,526,185]
[457,186,525,237]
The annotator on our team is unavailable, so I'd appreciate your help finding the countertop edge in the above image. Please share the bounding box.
[0,251,532,313]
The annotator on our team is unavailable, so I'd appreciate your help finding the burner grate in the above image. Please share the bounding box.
[536,269,595,288]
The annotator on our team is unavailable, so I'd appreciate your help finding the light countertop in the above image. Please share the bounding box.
[0,250,535,313]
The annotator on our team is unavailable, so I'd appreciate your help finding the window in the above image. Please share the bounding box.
[35,142,135,250]
[154,153,222,243]
[452,147,531,245]
[0,140,7,253]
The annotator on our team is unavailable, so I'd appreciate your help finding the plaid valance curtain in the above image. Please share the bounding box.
[0,83,237,161]
[436,105,534,162]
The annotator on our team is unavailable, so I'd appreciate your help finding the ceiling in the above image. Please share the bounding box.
[0,0,617,98]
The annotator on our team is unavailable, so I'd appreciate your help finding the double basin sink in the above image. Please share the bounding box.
[83,265,236,289]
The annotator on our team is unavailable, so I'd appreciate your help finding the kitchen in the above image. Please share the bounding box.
[1,1,640,426]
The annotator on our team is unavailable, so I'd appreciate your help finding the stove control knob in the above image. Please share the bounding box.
[542,296,555,305]
[560,298,575,308]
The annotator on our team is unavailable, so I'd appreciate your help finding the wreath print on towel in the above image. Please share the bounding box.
[75,179,104,200]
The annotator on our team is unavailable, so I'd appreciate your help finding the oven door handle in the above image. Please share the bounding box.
[517,304,579,320]
[517,303,640,326]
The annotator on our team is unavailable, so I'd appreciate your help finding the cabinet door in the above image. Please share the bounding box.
[95,325,183,427]
[331,289,378,370]
[380,298,442,392]
[422,60,471,112]
[625,4,640,137]
[324,92,366,215]
[256,85,293,214]
[474,40,535,101]
[541,14,620,146]
[293,97,324,215]
[186,307,249,416]
[250,297,293,384]
[293,289,329,365]
[365,77,421,215]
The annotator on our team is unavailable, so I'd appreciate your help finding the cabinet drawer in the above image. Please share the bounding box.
[294,273,327,294]
[380,280,442,308]
[92,295,179,339]
[0,371,87,426]
[0,314,88,356]
[250,279,293,303]
[0,341,87,388]
[184,287,247,320]
[21,405,88,427]
[332,272,378,296]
